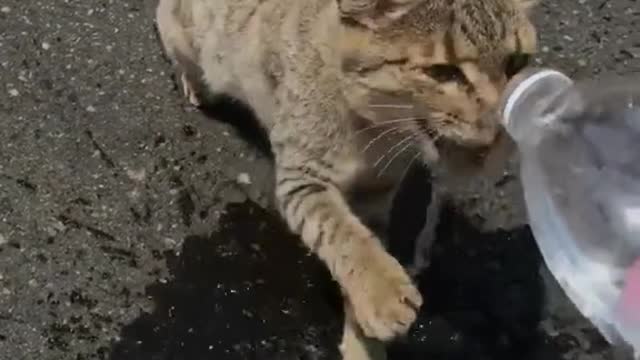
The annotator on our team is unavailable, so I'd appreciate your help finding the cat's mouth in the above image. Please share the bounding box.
[415,119,494,166]
[414,119,444,163]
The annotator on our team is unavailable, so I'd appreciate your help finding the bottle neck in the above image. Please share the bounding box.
[500,68,574,146]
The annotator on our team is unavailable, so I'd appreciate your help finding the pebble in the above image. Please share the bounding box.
[42,42,50,50]
[0,6,10,13]
[236,173,252,185]
[0,234,6,245]
[86,105,96,112]
[8,89,19,97]
[162,237,177,248]
[126,168,146,182]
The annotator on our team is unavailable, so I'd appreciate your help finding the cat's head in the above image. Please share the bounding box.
[338,0,537,169]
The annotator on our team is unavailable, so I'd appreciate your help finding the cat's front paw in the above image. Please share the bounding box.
[347,251,423,341]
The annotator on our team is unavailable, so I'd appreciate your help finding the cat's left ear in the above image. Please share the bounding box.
[337,0,424,29]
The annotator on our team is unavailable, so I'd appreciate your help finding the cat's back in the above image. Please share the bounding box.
[183,0,335,105]
[184,0,310,37]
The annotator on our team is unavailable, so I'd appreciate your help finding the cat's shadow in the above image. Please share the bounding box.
[197,91,274,157]
[109,98,565,359]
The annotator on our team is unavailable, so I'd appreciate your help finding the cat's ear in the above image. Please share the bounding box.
[337,0,424,29]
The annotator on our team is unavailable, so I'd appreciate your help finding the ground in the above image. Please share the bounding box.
[0,1,639,360]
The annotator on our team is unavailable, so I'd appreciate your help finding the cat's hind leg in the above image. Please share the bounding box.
[155,0,201,106]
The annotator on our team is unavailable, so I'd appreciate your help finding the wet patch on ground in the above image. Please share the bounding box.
[110,200,343,360]
[107,186,615,359]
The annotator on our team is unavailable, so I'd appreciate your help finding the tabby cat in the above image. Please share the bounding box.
[156,0,537,358]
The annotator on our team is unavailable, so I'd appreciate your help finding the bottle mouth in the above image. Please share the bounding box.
[501,69,573,128]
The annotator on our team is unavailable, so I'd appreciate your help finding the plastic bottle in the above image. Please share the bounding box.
[499,68,640,357]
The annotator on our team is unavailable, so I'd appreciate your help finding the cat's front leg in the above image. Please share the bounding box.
[274,152,423,341]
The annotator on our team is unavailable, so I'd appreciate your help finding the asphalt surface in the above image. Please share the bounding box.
[1,1,639,360]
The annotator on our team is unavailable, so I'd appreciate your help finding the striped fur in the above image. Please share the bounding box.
[155,0,537,358]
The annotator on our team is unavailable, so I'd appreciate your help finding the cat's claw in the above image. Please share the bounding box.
[348,251,423,341]
[180,72,200,107]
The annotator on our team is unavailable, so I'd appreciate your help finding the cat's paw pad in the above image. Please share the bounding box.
[349,253,423,341]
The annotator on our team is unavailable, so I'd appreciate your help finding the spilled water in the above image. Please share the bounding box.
[109,192,589,359]
[110,201,343,360]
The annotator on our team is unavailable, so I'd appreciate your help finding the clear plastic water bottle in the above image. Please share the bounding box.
[500,68,640,356]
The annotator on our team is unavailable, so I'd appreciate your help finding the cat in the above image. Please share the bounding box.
[155,0,537,358]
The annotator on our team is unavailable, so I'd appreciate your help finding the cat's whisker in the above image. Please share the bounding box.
[377,117,423,125]
[354,117,422,135]
[396,151,423,182]
[368,104,414,109]
[377,138,416,178]
[361,127,399,154]
[373,134,415,168]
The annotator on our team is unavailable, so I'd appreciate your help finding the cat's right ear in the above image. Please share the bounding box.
[337,0,423,29]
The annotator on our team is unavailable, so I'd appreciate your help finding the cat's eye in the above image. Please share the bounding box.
[505,53,531,78]
[423,64,467,83]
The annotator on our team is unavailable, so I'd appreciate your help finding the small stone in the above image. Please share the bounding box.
[577,59,587,67]
[28,279,37,287]
[126,168,146,182]
[0,6,10,13]
[42,42,50,50]
[46,227,57,237]
[236,173,251,185]
[52,221,66,232]
[86,105,96,112]
[162,237,177,247]
[0,234,6,245]
[8,89,19,97]
[1,288,10,295]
